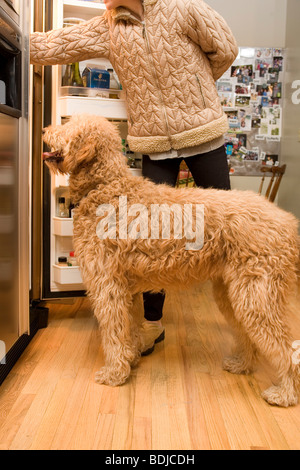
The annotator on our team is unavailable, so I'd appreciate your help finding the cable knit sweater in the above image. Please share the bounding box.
[30,0,238,154]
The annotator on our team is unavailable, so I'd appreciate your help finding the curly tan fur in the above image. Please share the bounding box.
[43,114,300,407]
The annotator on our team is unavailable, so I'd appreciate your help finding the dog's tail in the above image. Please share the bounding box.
[292,345,300,393]
[292,236,300,391]
[297,235,300,278]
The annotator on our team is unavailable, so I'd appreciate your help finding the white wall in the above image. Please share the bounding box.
[206,0,287,47]
[278,0,300,221]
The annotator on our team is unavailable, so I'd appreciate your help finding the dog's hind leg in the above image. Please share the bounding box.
[227,274,298,407]
[91,278,140,386]
[212,279,257,374]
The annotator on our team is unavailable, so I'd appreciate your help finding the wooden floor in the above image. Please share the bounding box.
[0,281,300,450]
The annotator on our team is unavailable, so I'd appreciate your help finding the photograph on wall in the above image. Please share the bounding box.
[235,85,250,95]
[273,56,283,71]
[217,81,233,92]
[261,154,279,166]
[259,106,282,138]
[238,109,252,131]
[251,116,261,128]
[231,64,254,84]
[235,95,251,107]
[219,93,234,108]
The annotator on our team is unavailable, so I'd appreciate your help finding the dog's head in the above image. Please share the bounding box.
[43,114,122,174]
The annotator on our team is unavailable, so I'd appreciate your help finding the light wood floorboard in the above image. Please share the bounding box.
[0,281,300,450]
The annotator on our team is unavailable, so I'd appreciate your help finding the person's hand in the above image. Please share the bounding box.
[104,0,144,19]
[103,0,125,10]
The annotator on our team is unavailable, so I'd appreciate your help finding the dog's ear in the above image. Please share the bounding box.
[65,128,98,170]
[65,116,122,170]
[74,133,98,165]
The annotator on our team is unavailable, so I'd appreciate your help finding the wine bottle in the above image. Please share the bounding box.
[62,64,72,86]
[107,68,120,98]
[71,62,83,87]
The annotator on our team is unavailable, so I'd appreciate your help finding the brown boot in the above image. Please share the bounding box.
[140,321,165,356]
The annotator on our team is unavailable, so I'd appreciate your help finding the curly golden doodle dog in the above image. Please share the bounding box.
[43,114,300,407]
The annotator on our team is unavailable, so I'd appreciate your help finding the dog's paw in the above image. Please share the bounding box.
[95,366,130,387]
[222,355,253,375]
[261,385,298,408]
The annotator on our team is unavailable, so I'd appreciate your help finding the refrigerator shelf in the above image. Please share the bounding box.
[53,264,83,285]
[60,86,122,98]
[54,173,69,187]
[58,96,127,119]
[53,217,74,237]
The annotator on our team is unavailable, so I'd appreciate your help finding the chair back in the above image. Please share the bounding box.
[258,164,286,202]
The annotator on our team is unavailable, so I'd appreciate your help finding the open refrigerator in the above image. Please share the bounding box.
[38,0,141,299]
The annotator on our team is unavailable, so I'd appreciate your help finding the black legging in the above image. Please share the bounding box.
[142,145,230,321]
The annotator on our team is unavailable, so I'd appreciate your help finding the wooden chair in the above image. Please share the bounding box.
[258,164,286,202]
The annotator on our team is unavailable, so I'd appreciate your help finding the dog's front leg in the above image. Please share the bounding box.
[92,280,138,386]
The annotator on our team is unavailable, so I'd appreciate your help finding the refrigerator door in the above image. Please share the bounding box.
[0,0,30,373]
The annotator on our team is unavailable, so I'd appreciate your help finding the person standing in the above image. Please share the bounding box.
[30,0,238,354]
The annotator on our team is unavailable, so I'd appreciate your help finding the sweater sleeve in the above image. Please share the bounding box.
[186,0,238,81]
[30,14,110,65]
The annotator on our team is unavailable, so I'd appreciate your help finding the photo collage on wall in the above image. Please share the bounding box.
[217,47,284,176]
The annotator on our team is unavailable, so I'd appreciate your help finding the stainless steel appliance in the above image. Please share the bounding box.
[0,0,19,25]
[0,0,31,381]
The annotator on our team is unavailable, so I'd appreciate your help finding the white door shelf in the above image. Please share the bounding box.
[129,168,142,177]
[54,173,69,188]
[53,264,83,285]
[59,96,127,119]
[53,217,74,236]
